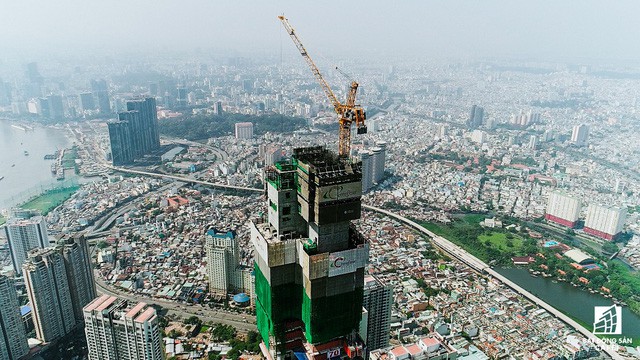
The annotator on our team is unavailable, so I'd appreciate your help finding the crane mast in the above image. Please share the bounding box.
[278,15,367,157]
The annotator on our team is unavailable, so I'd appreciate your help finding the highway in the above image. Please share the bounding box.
[362,205,623,360]
[108,166,263,193]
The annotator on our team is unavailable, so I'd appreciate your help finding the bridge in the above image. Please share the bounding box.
[362,204,623,360]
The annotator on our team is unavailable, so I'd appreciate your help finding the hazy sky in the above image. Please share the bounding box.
[2,0,640,62]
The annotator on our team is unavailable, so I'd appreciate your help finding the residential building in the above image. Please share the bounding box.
[545,192,581,228]
[571,124,589,146]
[205,229,239,295]
[584,204,627,241]
[363,275,393,353]
[4,209,49,273]
[126,97,160,152]
[91,79,110,114]
[0,275,29,360]
[60,235,96,321]
[83,295,163,360]
[107,97,159,165]
[107,120,134,166]
[23,248,76,342]
[235,122,254,139]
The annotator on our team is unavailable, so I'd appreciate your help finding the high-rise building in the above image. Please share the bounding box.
[359,150,373,193]
[253,146,368,359]
[91,79,111,114]
[23,248,76,342]
[47,94,64,120]
[205,229,239,295]
[362,275,393,353]
[214,100,223,115]
[108,97,159,165]
[545,191,581,228]
[571,124,589,146]
[528,135,538,150]
[371,141,387,184]
[509,110,540,127]
[60,235,96,321]
[79,92,96,111]
[584,205,627,241]
[235,122,254,139]
[176,87,188,107]
[4,209,49,273]
[126,97,160,152]
[0,275,29,360]
[83,295,163,360]
[107,120,134,166]
[470,129,486,144]
[467,105,484,128]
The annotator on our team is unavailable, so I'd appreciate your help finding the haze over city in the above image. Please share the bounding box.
[1,1,640,360]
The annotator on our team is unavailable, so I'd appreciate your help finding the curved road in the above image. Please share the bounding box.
[363,204,623,360]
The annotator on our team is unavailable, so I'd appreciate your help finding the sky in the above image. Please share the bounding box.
[1,0,640,62]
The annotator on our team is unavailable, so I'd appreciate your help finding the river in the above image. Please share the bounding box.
[496,267,640,345]
[0,120,73,210]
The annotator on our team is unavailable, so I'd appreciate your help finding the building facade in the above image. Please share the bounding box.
[4,209,49,273]
[235,122,254,139]
[61,235,96,321]
[206,229,239,295]
[23,248,76,342]
[362,275,393,353]
[107,120,134,166]
[0,275,29,360]
[545,191,581,228]
[584,204,627,241]
[253,146,368,359]
[83,295,163,360]
[108,97,159,165]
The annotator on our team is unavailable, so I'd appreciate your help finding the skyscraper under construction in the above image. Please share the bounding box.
[252,146,369,360]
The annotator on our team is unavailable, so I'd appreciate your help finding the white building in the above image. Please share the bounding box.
[571,124,589,146]
[23,247,76,342]
[584,204,627,240]
[359,150,373,193]
[4,209,49,273]
[371,141,387,184]
[545,191,581,228]
[470,130,486,144]
[83,295,163,360]
[528,135,538,150]
[0,275,29,360]
[235,122,254,139]
[206,229,240,295]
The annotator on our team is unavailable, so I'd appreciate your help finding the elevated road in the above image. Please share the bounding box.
[109,166,263,193]
[363,204,623,360]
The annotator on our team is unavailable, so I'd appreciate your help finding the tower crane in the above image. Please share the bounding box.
[278,15,367,157]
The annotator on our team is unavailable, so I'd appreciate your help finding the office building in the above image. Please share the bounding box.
[176,87,188,107]
[4,209,49,273]
[467,105,484,128]
[79,92,95,111]
[126,97,160,152]
[253,146,367,359]
[107,97,160,165]
[571,124,589,146]
[60,235,96,321]
[84,295,163,360]
[47,94,64,120]
[0,275,29,360]
[363,275,393,353]
[23,248,76,342]
[107,120,134,166]
[205,229,239,295]
[545,192,581,228]
[235,122,254,139]
[584,205,627,241]
[91,79,111,114]
[214,100,223,115]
